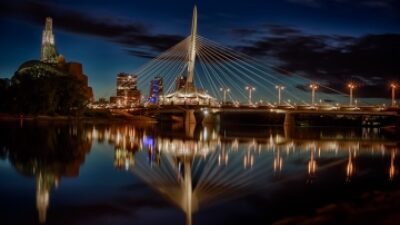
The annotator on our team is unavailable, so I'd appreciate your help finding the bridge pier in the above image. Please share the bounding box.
[284,113,295,127]
[185,110,196,138]
[185,109,196,125]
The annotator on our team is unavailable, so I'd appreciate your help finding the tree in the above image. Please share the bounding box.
[9,61,90,115]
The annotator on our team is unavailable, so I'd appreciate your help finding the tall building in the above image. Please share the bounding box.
[40,17,59,63]
[149,76,163,104]
[110,73,141,107]
[117,73,138,96]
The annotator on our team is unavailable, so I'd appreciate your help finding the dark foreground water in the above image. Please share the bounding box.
[0,121,400,225]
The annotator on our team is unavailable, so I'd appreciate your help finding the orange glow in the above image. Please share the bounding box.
[346,151,354,182]
[309,83,318,90]
[347,83,356,89]
[389,150,396,181]
[308,150,317,176]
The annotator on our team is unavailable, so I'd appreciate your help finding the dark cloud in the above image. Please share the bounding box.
[264,24,302,36]
[0,1,184,58]
[230,28,260,37]
[287,0,321,7]
[234,23,400,98]
[287,0,400,9]
[126,49,156,59]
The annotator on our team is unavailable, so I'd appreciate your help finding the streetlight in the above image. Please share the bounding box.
[347,83,356,106]
[275,85,284,105]
[309,83,318,105]
[390,83,398,107]
[245,86,255,105]
[220,87,230,104]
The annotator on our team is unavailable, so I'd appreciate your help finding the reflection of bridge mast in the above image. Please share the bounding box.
[131,136,269,225]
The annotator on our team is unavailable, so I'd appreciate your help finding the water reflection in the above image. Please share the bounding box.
[0,122,91,224]
[83,124,400,225]
[0,122,399,225]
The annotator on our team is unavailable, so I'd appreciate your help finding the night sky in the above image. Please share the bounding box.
[0,0,399,100]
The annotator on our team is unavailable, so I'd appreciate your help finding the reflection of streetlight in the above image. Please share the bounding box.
[245,86,256,105]
[389,150,396,181]
[218,146,229,166]
[390,83,398,107]
[220,87,230,104]
[347,83,356,106]
[309,83,318,105]
[308,148,317,176]
[275,85,285,105]
[243,152,254,169]
[346,150,354,182]
[273,149,283,174]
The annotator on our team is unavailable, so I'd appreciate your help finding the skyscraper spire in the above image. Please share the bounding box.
[186,5,197,89]
[41,17,58,63]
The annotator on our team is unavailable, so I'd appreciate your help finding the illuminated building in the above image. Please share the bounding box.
[110,73,141,107]
[40,17,59,63]
[148,76,164,104]
[13,17,94,102]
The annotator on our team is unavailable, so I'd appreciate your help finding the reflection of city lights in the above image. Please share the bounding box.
[218,151,229,166]
[203,128,208,140]
[244,152,254,169]
[389,150,396,181]
[273,150,283,173]
[232,139,239,152]
[114,148,135,170]
[308,149,317,177]
[346,150,354,182]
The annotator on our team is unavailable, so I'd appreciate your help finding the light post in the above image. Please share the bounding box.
[245,86,255,105]
[390,83,398,107]
[220,87,230,104]
[275,85,284,105]
[348,83,356,106]
[309,83,318,105]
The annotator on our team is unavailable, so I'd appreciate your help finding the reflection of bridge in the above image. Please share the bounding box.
[103,6,400,127]
[105,124,399,225]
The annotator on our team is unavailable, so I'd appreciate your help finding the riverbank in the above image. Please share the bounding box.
[0,113,158,124]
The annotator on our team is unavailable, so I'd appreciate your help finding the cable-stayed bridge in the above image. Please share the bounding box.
[115,6,399,126]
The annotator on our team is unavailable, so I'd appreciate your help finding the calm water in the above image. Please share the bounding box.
[0,121,399,225]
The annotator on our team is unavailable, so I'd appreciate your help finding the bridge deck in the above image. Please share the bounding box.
[120,105,399,117]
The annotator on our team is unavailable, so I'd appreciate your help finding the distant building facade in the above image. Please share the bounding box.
[148,76,163,104]
[110,73,141,107]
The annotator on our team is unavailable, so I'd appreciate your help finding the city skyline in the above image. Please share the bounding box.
[0,0,399,100]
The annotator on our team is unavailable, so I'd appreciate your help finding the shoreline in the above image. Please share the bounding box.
[0,114,158,124]
[0,114,398,130]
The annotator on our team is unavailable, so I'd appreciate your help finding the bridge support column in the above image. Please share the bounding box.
[185,109,196,125]
[284,113,295,127]
[185,110,196,138]
[283,113,295,139]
